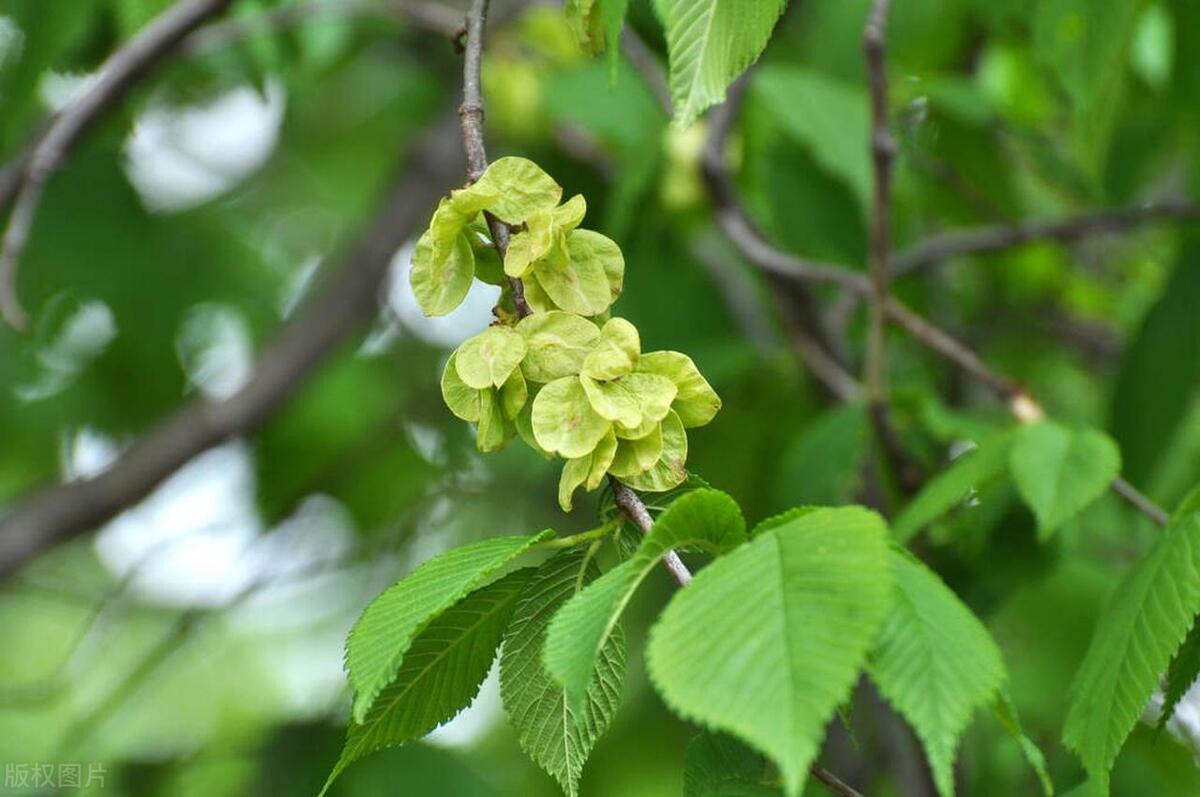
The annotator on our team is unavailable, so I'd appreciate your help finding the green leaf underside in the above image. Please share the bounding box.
[1063,509,1200,777]
[663,0,788,126]
[683,732,780,797]
[868,549,1006,797]
[893,429,1016,543]
[501,549,626,797]
[1157,619,1200,735]
[545,490,746,714]
[346,532,551,723]
[321,570,531,795]
[1009,421,1121,538]
[646,506,892,796]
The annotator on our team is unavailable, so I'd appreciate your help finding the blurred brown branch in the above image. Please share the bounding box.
[700,74,1168,530]
[893,199,1200,275]
[0,0,237,330]
[0,114,464,580]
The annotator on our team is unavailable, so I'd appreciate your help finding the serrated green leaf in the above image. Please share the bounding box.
[638,351,721,428]
[621,410,688,492]
[441,352,482,422]
[868,549,1006,797]
[1157,618,1200,736]
[411,229,475,316]
[473,156,563,223]
[546,490,745,713]
[532,376,614,458]
[321,570,531,795]
[560,429,619,511]
[346,533,552,723]
[582,317,641,381]
[500,549,626,797]
[518,311,602,382]
[1010,421,1121,539]
[1063,508,1200,777]
[893,429,1016,543]
[646,506,892,796]
[684,732,780,797]
[663,0,788,126]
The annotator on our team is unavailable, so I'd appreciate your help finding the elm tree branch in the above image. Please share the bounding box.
[701,84,1169,529]
[0,114,465,581]
[893,199,1200,275]
[0,0,237,331]
[862,0,895,411]
[458,0,693,582]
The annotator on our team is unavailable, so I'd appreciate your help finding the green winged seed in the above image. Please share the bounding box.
[608,423,663,478]
[505,210,556,278]
[411,229,475,317]
[476,388,511,452]
[559,429,618,511]
[583,372,677,433]
[428,186,497,268]
[441,352,482,422]
[554,194,588,230]
[534,233,613,316]
[518,311,601,382]
[455,326,528,389]
[638,351,721,428]
[622,410,688,492]
[499,368,528,420]
[532,376,614,458]
[473,156,562,224]
[579,374,640,428]
[565,228,625,311]
[582,317,641,381]
[468,223,506,285]
[515,392,552,459]
[521,270,557,313]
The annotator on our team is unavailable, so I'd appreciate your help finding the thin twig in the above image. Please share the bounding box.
[459,0,531,315]
[621,26,672,115]
[700,82,1170,528]
[0,0,237,330]
[893,199,1200,275]
[0,115,464,580]
[862,0,895,410]
[811,763,867,797]
[458,0,690,575]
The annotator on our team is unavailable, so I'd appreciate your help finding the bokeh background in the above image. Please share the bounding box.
[2,0,1200,794]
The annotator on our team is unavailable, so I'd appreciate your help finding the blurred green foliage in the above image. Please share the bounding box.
[0,0,1199,795]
